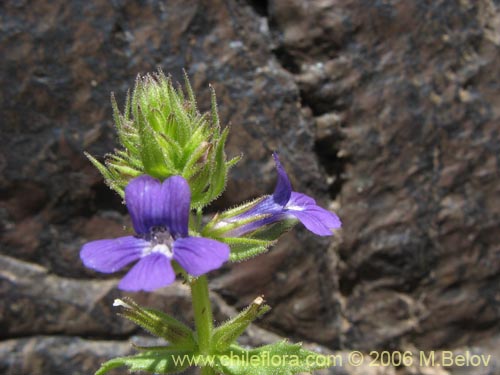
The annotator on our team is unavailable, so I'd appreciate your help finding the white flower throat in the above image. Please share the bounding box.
[142,226,174,258]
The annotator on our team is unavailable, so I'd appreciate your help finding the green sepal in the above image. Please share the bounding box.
[181,140,211,178]
[193,126,231,209]
[201,197,271,237]
[223,237,275,262]
[225,218,297,261]
[113,298,196,349]
[84,152,113,182]
[212,296,270,352]
[208,127,230,198]
[202,206,298,261]
[111,91,139,154]
[203,213,271,238]
[112,149,143,170]
[213,341,333,375]
[218,197,265,219]
[249,217,298,241]
[183,69,197,116]
[137,108,173,179]
[95,348,192,375]
[190,167,211,205]
[109,163,142,178]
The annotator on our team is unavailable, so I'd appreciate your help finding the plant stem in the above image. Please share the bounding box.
[201,367,216,375]
[191,275,215,375]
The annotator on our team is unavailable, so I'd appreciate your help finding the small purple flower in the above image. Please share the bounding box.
[227,154,341,236]
[81,175,230,292]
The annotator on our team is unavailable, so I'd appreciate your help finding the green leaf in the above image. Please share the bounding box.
[95,349,192,375]
[212,296,270,352]
[114,298,196,350]
[227,154,241,169]
[214,341,333,375]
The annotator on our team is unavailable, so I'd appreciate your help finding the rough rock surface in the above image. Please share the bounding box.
[267,0,500,352]
[1,0,499,374]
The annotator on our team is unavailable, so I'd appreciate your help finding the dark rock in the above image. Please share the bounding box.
[1,0,500,374]
[212,230,343,344]
[0,0,325,271]
[269,0,500,356]
[0,336,198,375]
[0,254,198,338]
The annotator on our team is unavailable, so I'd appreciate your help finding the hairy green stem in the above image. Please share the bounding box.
[191,275,215,375]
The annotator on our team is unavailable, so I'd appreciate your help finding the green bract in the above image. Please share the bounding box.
[86,70,239,209]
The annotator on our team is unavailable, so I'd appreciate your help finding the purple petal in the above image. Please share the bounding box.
[226,216,280,237]
[287,192,341,236]
[125,175,190,236]
[173,237,230,276]
[160,176,190,237]
[287,191,316,207]
[118,253,175,291]
[125,176,162,234]
[236,196,283,219]
[80,236,146,273]
[272,153,292,206]
[253,196,284,217]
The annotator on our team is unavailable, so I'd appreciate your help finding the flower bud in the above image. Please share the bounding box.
[86,70,239,208]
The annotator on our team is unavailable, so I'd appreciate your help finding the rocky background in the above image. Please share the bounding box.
[1,0,499,374]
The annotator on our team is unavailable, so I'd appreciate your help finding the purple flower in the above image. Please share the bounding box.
[80,175,230,292]
[227,154,341,237]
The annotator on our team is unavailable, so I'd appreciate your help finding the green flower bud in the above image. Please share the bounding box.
[86,70,239,208]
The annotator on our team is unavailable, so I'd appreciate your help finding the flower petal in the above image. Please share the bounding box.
[236,196,283,219]
[125,175,190,236]
[173,237,230,276]
[80,236,146,273]
[287,191,316,208]
[125,175,162,234]
[118,253,175,291]
[160,175,190,237]
[288,205,342,236]
[272,153,292,206]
